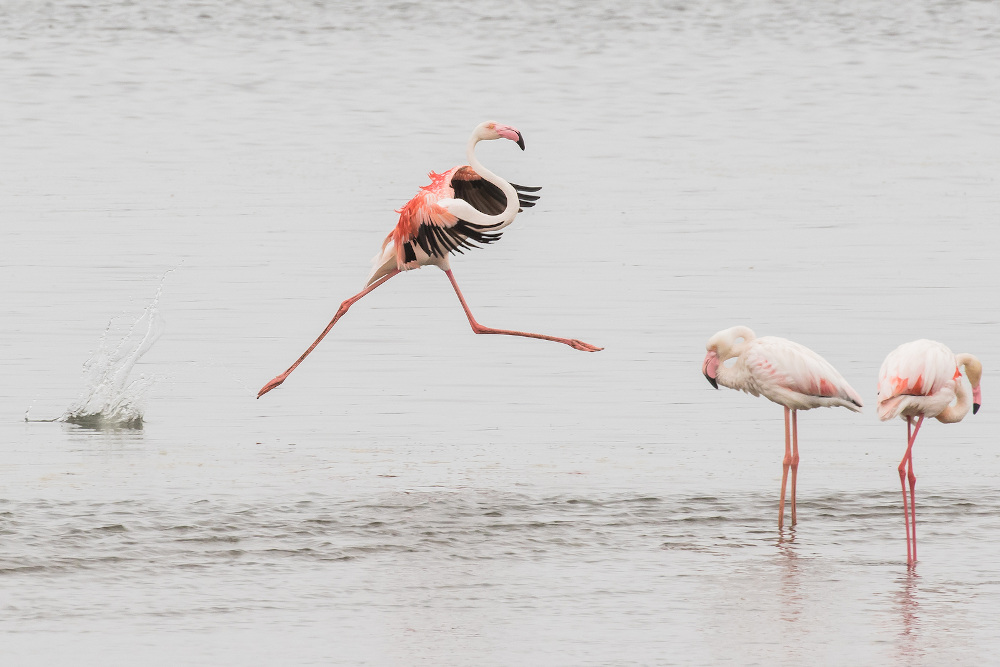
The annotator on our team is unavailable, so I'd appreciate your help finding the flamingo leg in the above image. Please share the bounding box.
[779,406,791,529]
[907,416,924,564]
[900,417,913,564]
[898,415,924,565]
[443,269,602,352]
[257,270,401,398]
[790,409,800,526]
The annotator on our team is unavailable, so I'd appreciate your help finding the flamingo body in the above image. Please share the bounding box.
[877,339,983,565]
[730,335,864,412]
[877,339,973,422]
[702,325,862,528]
[368,165,537,285]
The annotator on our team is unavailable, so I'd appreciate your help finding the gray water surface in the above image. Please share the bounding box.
[3,1,1000,664]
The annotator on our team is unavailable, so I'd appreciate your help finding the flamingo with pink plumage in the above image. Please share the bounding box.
[702,326,864,528]
[877,339,983,565]
[258,121,602,398]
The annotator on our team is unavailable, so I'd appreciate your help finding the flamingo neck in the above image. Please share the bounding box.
[936,375,971,423]
[714,351,752,392]
[717,365,750,392]
[466,134,519,228]
[728,326,756,348]
[937,353,981,423]
[711,328,756,392]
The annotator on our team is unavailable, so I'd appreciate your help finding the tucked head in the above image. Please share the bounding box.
[474,121,525,150]
[702,325,756,389]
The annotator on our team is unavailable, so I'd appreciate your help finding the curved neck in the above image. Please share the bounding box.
[956,353,983,389]
[720,364,753,391]
[938,353,982,422]
[936,375,970,423]
[466,134,519,228]
[727,327,756,356]
[714,352,752,392]
[711,327,756,392]
[717,327,755,365]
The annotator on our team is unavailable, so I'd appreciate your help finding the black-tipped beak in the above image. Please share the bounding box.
[973,403,981,415]
[705,374,718,389]
[516,132,525,151]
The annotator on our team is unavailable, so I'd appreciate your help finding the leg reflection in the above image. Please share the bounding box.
[776,529,802,625]
[894,568,921,660]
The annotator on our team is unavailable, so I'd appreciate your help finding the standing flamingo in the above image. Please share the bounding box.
[258,121,602,398]
[877,339,983,565]
[701,326,864,528]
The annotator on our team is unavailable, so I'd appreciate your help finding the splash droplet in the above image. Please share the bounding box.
[64,282,166,430]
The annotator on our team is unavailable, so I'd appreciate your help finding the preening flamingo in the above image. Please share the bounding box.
[877,339,983,565]
[702,326,864,528]
[258,121,602,398]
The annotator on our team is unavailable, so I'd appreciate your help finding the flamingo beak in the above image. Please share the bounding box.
[702,351,720,389]
[973,385,982,414]
[495,124,525,150]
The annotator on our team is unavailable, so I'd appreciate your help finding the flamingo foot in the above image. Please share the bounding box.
[567,339,603,352]
[257,373,289,399]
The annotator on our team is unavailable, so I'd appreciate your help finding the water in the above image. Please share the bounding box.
[3,1,1000,664]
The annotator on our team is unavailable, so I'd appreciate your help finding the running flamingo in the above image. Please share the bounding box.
[702,326,864,528]
[877,339,983,565]
[258,121,602,398]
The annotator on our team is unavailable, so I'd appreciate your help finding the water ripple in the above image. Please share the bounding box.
[2,490,998,577]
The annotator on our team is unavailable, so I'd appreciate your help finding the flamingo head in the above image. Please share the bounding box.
[703,326,756,389]
[702,349,720,389]
[475,121,525,150]
[963,355,983,414]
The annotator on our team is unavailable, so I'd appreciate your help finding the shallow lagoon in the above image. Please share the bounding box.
[3,1,1000,664]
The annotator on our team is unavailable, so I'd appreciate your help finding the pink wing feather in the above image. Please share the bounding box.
[746,336,864,408]
[386,168,462,269]
[877,340,958,400]
[385,166,519,269]
[367,168,540,285]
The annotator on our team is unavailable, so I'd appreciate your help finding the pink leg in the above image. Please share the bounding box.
[779,407,791,529]
[790,409,800,526]
[899,418,913,564]
[444,269,602,352]
[907,416,924,564]
[898,416,924,565]
[257,270,401,398]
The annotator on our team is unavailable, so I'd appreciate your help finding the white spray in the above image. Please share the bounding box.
[62,280,167,429]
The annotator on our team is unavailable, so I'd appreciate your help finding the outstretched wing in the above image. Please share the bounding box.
[451,166,542,216]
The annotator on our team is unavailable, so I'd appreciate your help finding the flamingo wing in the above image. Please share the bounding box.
[746,337,863,407]
[390,167,542,267]
[386,168,493,267]
[877,339,957,402]
[451,166,542,215]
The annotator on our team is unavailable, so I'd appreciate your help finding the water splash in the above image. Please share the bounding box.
[62,282,166,430]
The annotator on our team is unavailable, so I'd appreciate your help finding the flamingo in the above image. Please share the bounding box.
[701,325,864,528]
[877,339,983,565]
[258,121,602,398]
